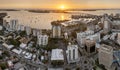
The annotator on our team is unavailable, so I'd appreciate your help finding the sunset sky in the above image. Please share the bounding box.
[0,0,120,9]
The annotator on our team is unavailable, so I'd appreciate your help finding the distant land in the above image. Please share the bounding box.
[0,8,120,13]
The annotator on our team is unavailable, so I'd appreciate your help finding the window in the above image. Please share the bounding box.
[69,50,71,60]
[73,49,75,60]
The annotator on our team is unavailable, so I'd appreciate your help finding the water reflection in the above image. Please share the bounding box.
[61,14,65,20]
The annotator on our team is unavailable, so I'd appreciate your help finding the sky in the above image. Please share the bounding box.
[0,0,120,9]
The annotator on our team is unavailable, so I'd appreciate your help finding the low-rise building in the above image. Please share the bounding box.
[24,52,32,60]
[12,49,22,54]
[7,60,14,67]
[51,49,64,65]
[20,43,27,48]
[2,43,14,50]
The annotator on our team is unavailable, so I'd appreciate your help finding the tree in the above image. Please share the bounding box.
[2,51,10,57]
[8,39,20,47]
[0,55,3,59]
[0,30,4,35]
[64,67,71,70]
[76,67,80,70]
[99,64,107,70]
[42,38,58,51]
[0,63,7,70]
[20,31,26,36]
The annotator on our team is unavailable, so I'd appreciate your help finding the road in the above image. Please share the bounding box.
[0,44,47,70]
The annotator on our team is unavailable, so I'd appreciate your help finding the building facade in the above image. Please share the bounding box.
[99,44,113,69]
[37,35,48,46]
[9,19,18,31]
[77,30,94,48]
[66,43,79,63]
[51,21,62,38]
[25,26,32,36]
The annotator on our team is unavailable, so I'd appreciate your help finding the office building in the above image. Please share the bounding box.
[117,33,120,45]
[99,44,113,69]
[64,32,68,39]
[77,30,94,48]
[37,35,48,46]
[102,14,112,33]
[9,19,18,31]
[25,26,31,36]
[66,43,79,63]
[51,21,62,38]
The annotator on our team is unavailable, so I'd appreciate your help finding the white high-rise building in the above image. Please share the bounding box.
[16,24,21,31]
[37,35,48,46]
[77,30,94,48]
[32,29,42,37]
[99,44,113,69]
[20,25,25,31]
[102,14,112,33]
[9,19,18,31]
[104,20,110,30]
[32,29,37,36]
[64,32,68,39]
[25,26,31,36]
[117,33,120,45]
[66,43,79,63]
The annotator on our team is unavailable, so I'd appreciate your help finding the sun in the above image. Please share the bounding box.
[60,5,66,10]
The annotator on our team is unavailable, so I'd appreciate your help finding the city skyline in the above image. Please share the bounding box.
[0,0,120,9]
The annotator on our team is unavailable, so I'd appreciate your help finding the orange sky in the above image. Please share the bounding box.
[0,0,120,9]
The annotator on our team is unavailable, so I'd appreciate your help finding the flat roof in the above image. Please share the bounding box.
[2,43,14,49]
[12,49,22,54]
[51,49,64,61]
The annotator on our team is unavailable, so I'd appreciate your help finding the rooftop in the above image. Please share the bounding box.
[100,44,113,52]
[51,49,64,61]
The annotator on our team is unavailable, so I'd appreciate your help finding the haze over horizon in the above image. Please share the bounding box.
[0,0,120,9]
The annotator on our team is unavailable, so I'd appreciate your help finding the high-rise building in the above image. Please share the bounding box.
[117,33,120,45]
[9,19,18,31]
[77,30,94,48]
[37,35,48,46]
[25,26,31,36]
[20,25,25,31]
[51,21,61,38]
[66,43,79,63]
[64,32,68,39]
[102,14,112,33]
[99,44,113,69]
[85,39,96,54]
[32,29,38,36]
